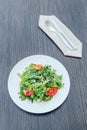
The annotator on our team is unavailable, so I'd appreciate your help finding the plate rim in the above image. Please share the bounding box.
[8,54,70,114]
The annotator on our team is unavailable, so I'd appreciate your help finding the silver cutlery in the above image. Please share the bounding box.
[45,19,77,50]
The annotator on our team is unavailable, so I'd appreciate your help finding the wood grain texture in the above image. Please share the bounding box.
[0,0,87,130]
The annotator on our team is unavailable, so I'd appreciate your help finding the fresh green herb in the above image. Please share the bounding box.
[18,64,63,102]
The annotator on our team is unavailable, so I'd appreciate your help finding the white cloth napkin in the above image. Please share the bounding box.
[39,15,82,58]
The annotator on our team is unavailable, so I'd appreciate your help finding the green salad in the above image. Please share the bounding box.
[18,64,63,102]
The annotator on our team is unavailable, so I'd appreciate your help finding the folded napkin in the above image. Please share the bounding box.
[39,15,82,58]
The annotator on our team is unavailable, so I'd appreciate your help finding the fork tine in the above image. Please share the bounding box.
[45,20,50,26]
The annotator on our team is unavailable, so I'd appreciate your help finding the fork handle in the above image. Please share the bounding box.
[56,31,77,50]
[61,33,77,50]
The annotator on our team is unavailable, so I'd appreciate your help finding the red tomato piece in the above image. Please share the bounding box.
[24,89,34,96]
[46,87,58,96]
[33,64,43,70]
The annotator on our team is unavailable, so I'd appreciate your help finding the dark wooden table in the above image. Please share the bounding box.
[0,0,87,130]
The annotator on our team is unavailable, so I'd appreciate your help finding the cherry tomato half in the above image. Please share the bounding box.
[46,87,58,96]
[32,64,43,70]
[24,89,34,96]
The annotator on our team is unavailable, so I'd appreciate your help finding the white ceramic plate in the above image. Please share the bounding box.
[8,55,70,114]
